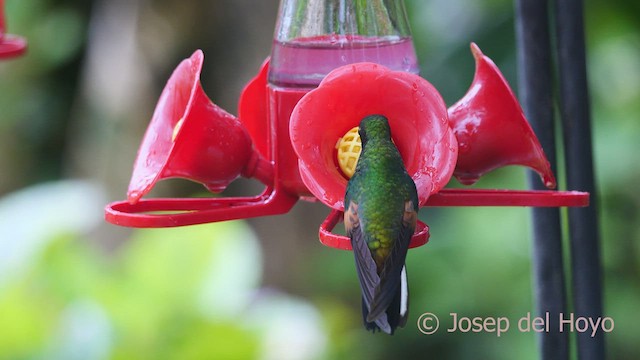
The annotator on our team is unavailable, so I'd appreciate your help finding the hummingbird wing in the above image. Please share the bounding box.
[366,200,417,325]
[345,200,393,334]
[345,201,379,307]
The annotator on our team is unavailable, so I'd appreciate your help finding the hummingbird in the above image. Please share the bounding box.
[344,115,418,334]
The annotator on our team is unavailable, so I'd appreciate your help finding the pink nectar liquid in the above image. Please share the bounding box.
[268,35,420,88]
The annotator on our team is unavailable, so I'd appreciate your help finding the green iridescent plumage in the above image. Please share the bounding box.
[344,115,418,334]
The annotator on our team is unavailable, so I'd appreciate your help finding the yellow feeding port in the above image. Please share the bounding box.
[336,127,362,179]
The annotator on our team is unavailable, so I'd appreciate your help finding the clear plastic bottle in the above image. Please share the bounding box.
[268,0,420,88]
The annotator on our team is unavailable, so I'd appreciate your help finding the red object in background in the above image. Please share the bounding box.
[0,0,27,59]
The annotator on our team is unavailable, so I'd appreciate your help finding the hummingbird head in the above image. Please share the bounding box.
[358,115,392,146]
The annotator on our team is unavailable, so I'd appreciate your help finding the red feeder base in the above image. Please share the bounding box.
[319,208,430,251]
[318,188,588,250]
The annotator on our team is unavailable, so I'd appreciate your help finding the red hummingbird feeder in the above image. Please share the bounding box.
[0,0,27,59]
[105,0,588,250]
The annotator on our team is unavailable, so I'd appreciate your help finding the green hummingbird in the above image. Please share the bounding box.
[344,115,418,334]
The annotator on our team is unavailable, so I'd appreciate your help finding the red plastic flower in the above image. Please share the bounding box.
[290,62,458,210]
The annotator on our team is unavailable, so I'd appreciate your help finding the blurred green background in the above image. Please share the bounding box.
[1,0,638,359]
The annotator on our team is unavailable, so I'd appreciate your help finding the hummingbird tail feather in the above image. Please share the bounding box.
[362,297,392,334]
[399,265,409,327]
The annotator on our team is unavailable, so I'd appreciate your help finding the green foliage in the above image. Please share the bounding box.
[0,223,263,359]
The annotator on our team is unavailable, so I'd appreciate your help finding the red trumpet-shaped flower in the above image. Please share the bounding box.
[290,62,459,210]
